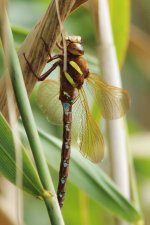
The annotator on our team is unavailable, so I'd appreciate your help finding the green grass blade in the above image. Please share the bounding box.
[109,0,130,67]
[0,113,43,196]
[20,126,142,223]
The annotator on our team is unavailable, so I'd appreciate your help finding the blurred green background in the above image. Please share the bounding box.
[0,0,150,224]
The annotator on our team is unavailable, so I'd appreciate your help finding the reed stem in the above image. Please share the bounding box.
[97,1,130,225]
[0,4,64,225]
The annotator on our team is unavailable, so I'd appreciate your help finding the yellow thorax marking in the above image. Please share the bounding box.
[64,71,76,87]
[69,61,83,75]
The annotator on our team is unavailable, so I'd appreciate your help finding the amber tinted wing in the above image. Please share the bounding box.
[37,79,104,162]
[87,74,130,120]
[37,80,63,124]
[73,88,104,163]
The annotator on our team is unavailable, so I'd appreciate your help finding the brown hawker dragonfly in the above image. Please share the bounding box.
[24,36,130,208]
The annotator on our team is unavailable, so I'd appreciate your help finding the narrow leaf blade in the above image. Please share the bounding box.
[0,113,43,196]
[22,127,142,223]
[109,0,130,66]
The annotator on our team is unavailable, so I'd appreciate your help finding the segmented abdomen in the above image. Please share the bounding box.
[57,102,72,207]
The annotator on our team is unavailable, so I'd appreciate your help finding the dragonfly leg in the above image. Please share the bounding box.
[23,53,61,81]
[47,54,62,63]
[36,61,61,81]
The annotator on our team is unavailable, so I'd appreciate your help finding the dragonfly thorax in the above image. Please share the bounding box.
[63,56,89,88]
[59,37,89,103]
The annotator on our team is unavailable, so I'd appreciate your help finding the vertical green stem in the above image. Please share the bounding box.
[0,6,64,225]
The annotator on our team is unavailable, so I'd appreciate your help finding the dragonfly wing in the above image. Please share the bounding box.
[72,88,104,163]
[37,80,63,124]
[87,74,130,120]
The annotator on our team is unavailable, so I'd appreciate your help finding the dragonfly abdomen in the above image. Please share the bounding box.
[57,102,72,207]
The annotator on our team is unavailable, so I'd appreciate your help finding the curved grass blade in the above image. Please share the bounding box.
[20,125,142,223]
[40,130,142,222]
[0,113,43,197]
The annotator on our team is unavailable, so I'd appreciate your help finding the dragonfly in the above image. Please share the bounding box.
[24,36,130,208]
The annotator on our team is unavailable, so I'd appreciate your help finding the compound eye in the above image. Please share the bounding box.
[67,43,84,55]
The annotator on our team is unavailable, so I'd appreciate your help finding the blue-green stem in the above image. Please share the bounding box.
[0,7,64,225]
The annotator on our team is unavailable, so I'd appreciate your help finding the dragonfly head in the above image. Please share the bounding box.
[65,36,84,56]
